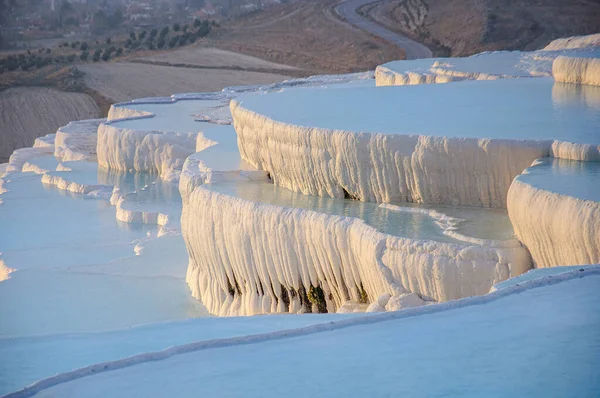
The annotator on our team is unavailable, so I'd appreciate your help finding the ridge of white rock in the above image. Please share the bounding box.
[376,35,600,87]
[179,125,267,203]
[4,134,55,175]
[96,122,197,182]
[54,119,104,161]
[507,158,600,268]
[552,55,600,86]
[231,80,600,208]
[98,72,376,183]
[543,33,600,51]
[41,161,113,197]
[183,181,531,316]
[0,258,15,282]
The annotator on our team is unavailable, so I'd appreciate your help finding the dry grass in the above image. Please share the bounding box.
[364,0,600,56]
[0,87,99,162]
[77,61,291,103]
[209,0,405,74]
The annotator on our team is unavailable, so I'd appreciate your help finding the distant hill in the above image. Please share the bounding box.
[360,0,600,56]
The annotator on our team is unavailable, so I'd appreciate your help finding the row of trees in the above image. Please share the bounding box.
[0,18,217,73]
[124,19,214,51]
[0,51,78,72]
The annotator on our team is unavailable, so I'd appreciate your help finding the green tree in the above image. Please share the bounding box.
[172,23,180,32]
[80,51,89,61]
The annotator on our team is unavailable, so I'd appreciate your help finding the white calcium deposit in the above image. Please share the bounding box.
[182,181,531,316]
[376,34,600,87]
[54,119,105,161]
[552,55,600,86]
[508,159,600,268]
[97,122,197,182]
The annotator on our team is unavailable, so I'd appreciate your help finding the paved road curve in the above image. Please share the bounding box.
[335,0,432,59]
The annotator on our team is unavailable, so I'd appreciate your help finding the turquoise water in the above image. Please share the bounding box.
[516,157,600,202]
[207,181,515,242]
[111,99,226,132]
[240,78,600,145]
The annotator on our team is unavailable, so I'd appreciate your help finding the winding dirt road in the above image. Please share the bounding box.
[335,0,432,59]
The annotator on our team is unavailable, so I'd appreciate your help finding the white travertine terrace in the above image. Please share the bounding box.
[552,55,600,86]
[376,35,600,87]
[231,79,600,209]
[4,35,596,325]
[542,33,600,51]
[508,159,600,268]
[97,122,197,182]
[54,119,104,161]
[183,182,531,316]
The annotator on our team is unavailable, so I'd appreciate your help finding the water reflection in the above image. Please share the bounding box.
[552,82,600,111]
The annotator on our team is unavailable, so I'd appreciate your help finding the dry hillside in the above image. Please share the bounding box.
[209,0,405,73]
[0,87,99,162]
[363,0,600,56]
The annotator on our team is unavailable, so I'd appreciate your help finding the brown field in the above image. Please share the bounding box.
[77,61,291,103]
[135,47,300,73]
[0,87,99,162]
[208,0,405,74]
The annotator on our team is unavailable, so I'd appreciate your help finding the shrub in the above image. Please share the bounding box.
[80,42,88,51]
[101,52,110,61]
[157,38,166,49]
[193,18,201,28]
[67,54,76,62]
[138,30,147,40]
[115,47,123,56]
[173,23,180,32]
[130,31,136,40]
[197,24,210,37]
[106,37,111,45]
[80,51,89,61]
[308,285,327,313]
[92,52,100,62]
[160,26,169,37]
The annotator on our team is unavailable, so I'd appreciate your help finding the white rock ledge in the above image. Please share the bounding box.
[183,182,531,316]
[508,158,600,268]
[231,82,600,208]
[552,55,600,86]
